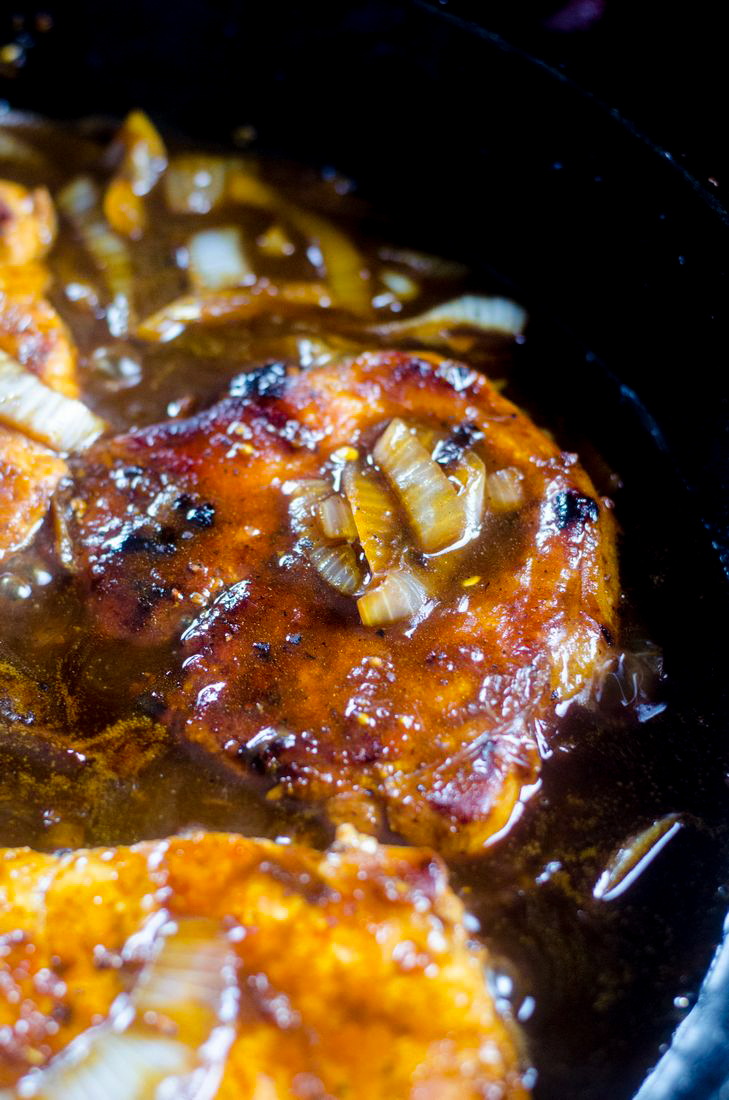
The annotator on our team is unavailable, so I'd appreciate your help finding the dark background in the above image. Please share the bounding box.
[2,0,728,202]
[428,0,729,200]
[2,0,728,198]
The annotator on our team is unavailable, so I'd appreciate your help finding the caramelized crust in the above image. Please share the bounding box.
[0,830,529,1098]
[0,182,56,267]
[0,292,79,398]
[0,427,67,563]
[0,181,79,560]
[67,351,618,853]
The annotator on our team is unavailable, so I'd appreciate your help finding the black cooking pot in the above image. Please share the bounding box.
[3,2,729,1097]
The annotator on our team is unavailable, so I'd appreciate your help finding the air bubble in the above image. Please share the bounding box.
[0,573,32,600]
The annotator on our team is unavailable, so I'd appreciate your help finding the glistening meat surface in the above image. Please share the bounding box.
[67,350,619,853]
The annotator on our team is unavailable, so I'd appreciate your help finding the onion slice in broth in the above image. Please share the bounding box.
[487,467,524,512]
[372,294,527,345]
[318,493,358,541]
[342,463,401,575]
[57,176,135,337]
[288,479,363,596]
[187,227,254,291]
[357,567,428,627]
[0,350,106,452]
[163,154,229,214]
[137,280,331,341]
[373,418,465,553]
[453,450,487,540]
[103,111,168,237]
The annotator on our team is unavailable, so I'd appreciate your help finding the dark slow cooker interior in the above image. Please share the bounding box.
[3,3,729,1098]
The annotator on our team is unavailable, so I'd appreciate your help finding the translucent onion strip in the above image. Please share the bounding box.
[285,206,371,315]
[164,154,229,214]
[137,280,331,342]
[103,111,168,237]
[487,467,524,512]
[1,917,238,1100]
[288,480,363,596]
[357,568,427,627]
[227,165,372,314]
[373,294,528,344]
[166,157,371,313]
[309,542,362,596]
[342,464,400,574]
[0,128,48,169]
[225,166,279,209]
[380,269,420,302]
[0,350,106,452]
[57,176,135,337]
[373,418,464,553]
[414,424,447,459]
[318,493,357,541]
[187,227,254,291]
[453,451,486,539]
[377,246,468,280]
[257,222,296,257]
[593,815,683,902]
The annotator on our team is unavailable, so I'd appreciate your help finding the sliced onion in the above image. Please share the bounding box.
[257,222,296,257]
[164,154,229,214]
[0,128,47,169]
[309,542,362,596]
[136,280,331,342]
[0,350,106,452]
[380,269,420,301]
[453,451,486,539]
[57,176,134,337]
[377,246,468,280]
[227,165,371,313]
[51,497,77,572]
[373,418,464,553]
[318,493,357,541]
[413,423,447,458]
[357,568,427,627]
[593,815,682,902]
[103,111,168,237]
[342,464,400,574]
[284,477,330,502]
[187,227,254,291]
[6,917,237,1100]
[108,110,167,196]
[285,207,371,315]
[288,480,363,595]
[487,467,524,512]
[131,917,237,1042]
[373,294,527,344]
[226,166,279,209]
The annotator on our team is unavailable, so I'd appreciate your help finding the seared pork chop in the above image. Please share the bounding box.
[66,350,618,853]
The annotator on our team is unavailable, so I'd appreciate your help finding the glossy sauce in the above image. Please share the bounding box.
[1,114,728,1100]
